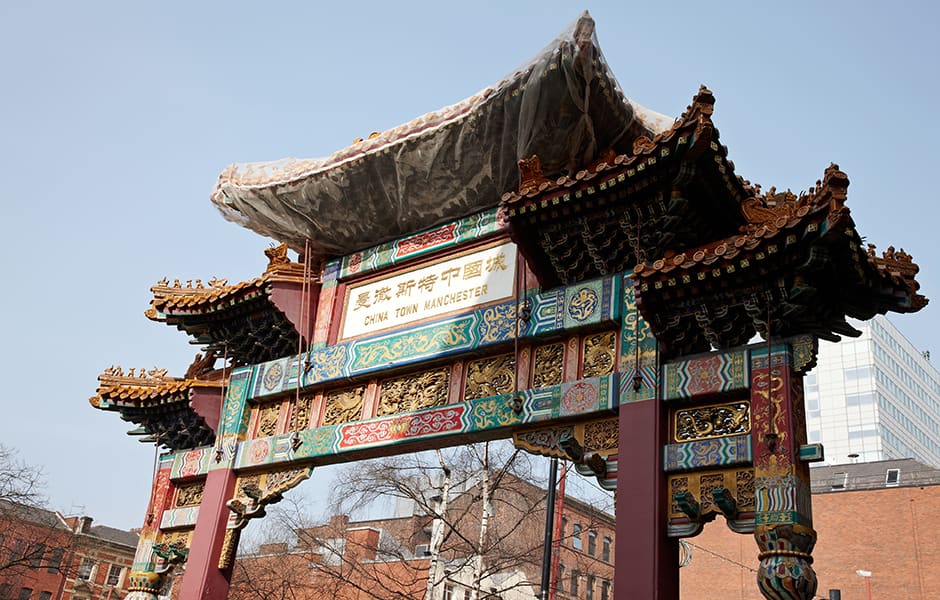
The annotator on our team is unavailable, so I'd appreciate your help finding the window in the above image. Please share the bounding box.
[38,594,52,600]
[106,564,123,586]
[602,536,611,562]
[587,530,597,555]
[587,574,596,600]
[601,580,611,600]
[572,523,583,551]
[77,557,95,581]
[444,585,456,600]
[30,543,45,568]
[47,548,64,573]
[570,571,580,596]
[557,563,565,592]
[18,588,33,600]
[831,472,848,490]
[561,517,567,538]
[886,468,901,487]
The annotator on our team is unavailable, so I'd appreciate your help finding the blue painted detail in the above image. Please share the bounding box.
[663,434,753,472]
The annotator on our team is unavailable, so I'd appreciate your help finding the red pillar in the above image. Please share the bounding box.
[615,398,679,599]
[177,467,237,598]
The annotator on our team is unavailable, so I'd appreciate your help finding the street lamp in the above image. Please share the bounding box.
[856,569,872,600]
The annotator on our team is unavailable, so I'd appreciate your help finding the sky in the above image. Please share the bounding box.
[1,1,938,531]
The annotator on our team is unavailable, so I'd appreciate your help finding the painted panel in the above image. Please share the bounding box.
[220,367,253,437]
[246,276,619,402]
[663,435,753,472]
[332,208,507,281]
[160,507,200,530]
[233,373,618,469]
[662,350,749,400]
[340,241,516,340]
[170,446,215,480]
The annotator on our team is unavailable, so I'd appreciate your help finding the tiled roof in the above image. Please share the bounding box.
[147,243,311,319]
[89,367,221,409]
[87,524,139,548]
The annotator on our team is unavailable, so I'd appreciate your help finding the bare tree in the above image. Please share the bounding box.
[0,443,78,587]
[230,441,616,600]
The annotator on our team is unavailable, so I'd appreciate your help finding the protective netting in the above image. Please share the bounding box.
[211,12,672,260]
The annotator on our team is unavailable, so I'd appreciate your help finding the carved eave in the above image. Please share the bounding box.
[632,164,928,357]
[501,86,750,288]
[146,244,319,366]
[90,366,223,451]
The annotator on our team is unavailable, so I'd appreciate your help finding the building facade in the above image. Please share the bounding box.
[805,315,940,467]
[681,458,940,599]
[0,507,137,600]
[230,472,614,600]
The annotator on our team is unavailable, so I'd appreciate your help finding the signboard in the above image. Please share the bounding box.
[340,241,517,340]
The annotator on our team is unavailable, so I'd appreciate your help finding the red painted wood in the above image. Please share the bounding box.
[177,467,237,599]
[269,281,320,344]
[616,398,680,600]
[190,387,223,433]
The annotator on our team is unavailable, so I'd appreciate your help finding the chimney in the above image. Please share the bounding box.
[345,527,381,561]
[329,514,350,532]
[77,516,93,534]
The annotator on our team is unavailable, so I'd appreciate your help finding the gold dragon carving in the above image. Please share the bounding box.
[533,343,564,388]
[674,401,750,442]
[582,331,617,378]
[322,386,365,426]
[377,367,450,416]
[465,354,516,400]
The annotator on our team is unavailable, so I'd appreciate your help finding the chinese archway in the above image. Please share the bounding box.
[91,13,926,600]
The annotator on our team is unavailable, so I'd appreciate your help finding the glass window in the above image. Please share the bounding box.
[570,571,580,596]
[47,548,64,573]
[572,523,583,551]
[587,575,596,600]
[18,589,32,600]
[38,593,52,600]
[601,580,611,600]
[587,530,597,556]
[602,536,611,562]
[106,564,123,586]
[77,557,95,581]
[30,543,45,568]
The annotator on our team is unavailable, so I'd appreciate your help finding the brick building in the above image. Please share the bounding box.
[0,503,137,600]
[680,458,940,599]
[231,471,614,599]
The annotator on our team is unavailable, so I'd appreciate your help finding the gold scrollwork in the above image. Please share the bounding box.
[254,403,281,438]
[533,343,564,388]
[377,367,450,416]
[674,401,750,442]
[465,354,516,400]
[667,468,756,520]
[322,386,365,426]
[582,331,617,378]
[583,418,619,452]
[157,529,192,549]
[174,482,204,508]
[289,394,313,431]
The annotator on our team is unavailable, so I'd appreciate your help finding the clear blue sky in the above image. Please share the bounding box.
[1,1,937,530]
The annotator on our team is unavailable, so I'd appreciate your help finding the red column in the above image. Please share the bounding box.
[615,398,679,599]
[177,467,237,598]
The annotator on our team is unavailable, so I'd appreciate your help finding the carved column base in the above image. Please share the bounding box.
[755,525,817,600]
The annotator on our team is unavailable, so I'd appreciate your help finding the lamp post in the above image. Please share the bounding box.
[856,569,872,600]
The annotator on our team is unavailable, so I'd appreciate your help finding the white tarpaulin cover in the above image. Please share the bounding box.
[211,12,672,260]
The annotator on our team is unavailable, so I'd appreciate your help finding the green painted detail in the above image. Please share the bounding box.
[350,317,476,371]
[799,443,825,462]
[220,368,253,437]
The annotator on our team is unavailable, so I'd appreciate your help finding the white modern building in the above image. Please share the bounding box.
[804,315,940,467]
